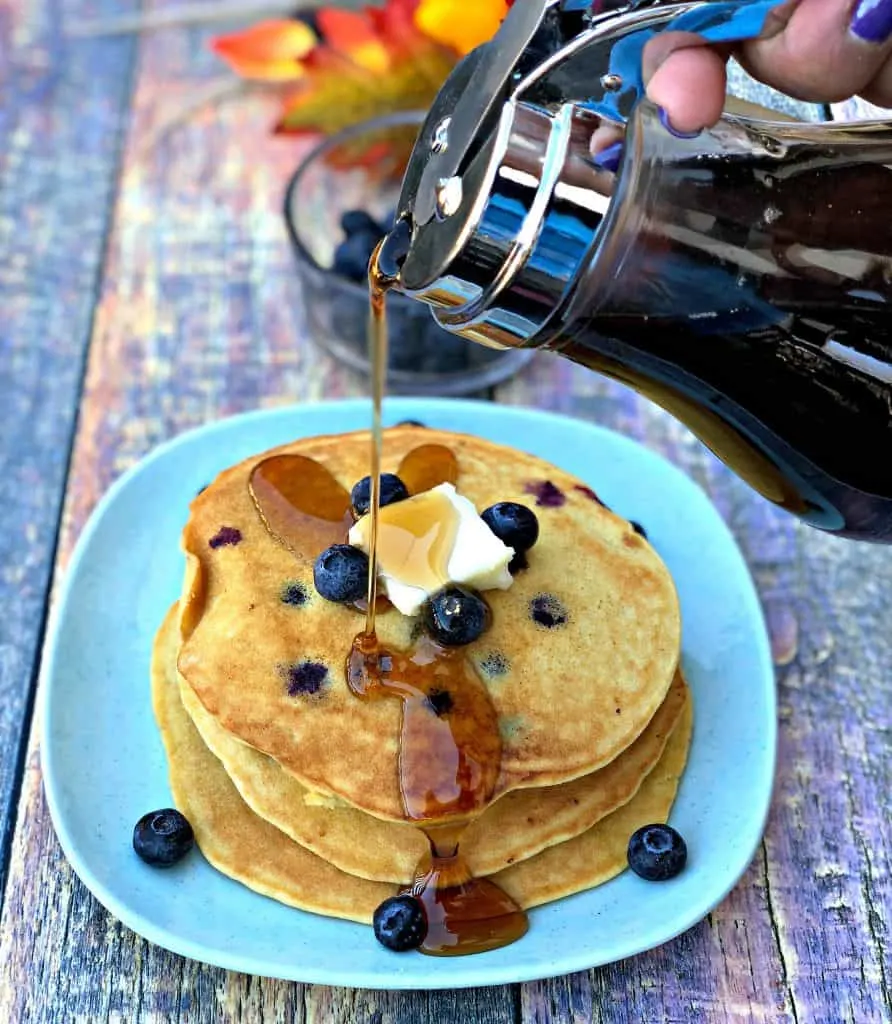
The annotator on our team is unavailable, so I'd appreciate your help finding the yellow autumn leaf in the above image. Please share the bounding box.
[413,0,509,56]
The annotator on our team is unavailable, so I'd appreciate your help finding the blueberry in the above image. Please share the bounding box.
[332,231,380,283]
[313,544,369,603]
[281,580,309,606]
[209,526,242,549]
[423,586,489,647]
[373,895,427,952]
[341,209,386,238]
[627,823,687,881]
[479,651,509,678]
[482,502,539,553]
[133,808,194,867]
[285,660,329,696]
[425,688,453,717]
[524,480,566,508]
[351,473,410,517]
[396,419,425,428]
[530,593,568,629]
[630,521,648,539]
[574,484,605,506]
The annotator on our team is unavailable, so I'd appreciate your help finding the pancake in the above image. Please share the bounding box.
[152,613,692,920]
[494,695,693,909]
[151,621,390,923]
[177,426,681,823]
[158,607,686,880]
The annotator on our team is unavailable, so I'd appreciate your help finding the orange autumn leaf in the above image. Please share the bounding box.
[367,0,431,58]
[276,0,457,148]
[276,38,454,138]
[210,19,316,82]
[315,8,391,73]
[414,0,509,56]
[210,0,510,169]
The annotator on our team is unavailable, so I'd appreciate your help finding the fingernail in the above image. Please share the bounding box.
[850,0,892,44]
[657,106,702,140]
[593,141,624,173]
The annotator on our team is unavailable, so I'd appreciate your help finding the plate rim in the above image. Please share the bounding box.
[40,397,777,989]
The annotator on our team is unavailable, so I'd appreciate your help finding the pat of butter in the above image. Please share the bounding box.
[348,483,514,616]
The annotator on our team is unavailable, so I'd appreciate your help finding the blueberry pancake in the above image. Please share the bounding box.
[161,607,687,881]
[176,426,681,825]
[152,610,692,919]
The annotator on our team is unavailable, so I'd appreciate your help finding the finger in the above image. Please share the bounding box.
[641,29,717,81]
[642,31,734,133]
[646,46,728,134]
[589,122,625,157]
[738,0,892,104]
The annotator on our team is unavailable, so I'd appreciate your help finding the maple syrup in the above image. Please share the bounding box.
[358,244,528,956]
[366,271,389,638]
[250,244,528,956]
[397,444,459,494]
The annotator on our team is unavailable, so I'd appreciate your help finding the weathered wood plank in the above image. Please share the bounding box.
[0,0,138,893]
[0,3,513,1020]
[496,357,892,1023]
[3,0,890,1017]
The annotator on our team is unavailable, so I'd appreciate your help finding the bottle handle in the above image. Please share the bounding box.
[569,0,793,125]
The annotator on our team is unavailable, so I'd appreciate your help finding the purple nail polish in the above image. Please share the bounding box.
[593,141,624,173]
[851,0,892,44]
[657,106,701,140]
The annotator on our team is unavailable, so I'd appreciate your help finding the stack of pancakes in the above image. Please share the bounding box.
[153,426,692,924]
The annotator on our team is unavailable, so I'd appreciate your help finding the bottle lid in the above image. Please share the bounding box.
[396,0,552,294]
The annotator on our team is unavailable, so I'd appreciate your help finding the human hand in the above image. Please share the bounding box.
[644,0,892,136]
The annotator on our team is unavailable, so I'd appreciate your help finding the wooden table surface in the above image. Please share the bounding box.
[2,2,891,1021]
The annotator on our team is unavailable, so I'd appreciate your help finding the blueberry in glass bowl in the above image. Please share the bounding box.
[283,111,534,395]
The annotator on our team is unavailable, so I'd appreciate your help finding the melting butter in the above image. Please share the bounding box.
[349,483,514,615]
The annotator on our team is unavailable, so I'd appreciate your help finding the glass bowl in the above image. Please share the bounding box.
[284,111,533,395]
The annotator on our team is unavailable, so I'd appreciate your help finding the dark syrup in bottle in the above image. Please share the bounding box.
[557,153,892,540]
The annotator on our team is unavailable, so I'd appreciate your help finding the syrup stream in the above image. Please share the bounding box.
[362,241,527,955]
[365,247,390,639]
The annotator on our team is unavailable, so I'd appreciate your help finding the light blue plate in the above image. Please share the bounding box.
[41,399,775,989]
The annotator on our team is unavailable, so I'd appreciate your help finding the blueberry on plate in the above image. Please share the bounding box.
[627,823,687,881]
[481,502,539,553]
[373,895,427,951]
[341,209,386,238]
[351,473,410,517]
[313,544,369,603]
[332,231,380,284]
[423,586,489,647]
[133,808,194,867]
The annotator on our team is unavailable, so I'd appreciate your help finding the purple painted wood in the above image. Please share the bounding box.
[498,359,892,1023]
[0,0,138,892]
[0,1,889,1021]
[0,3,513,1022]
